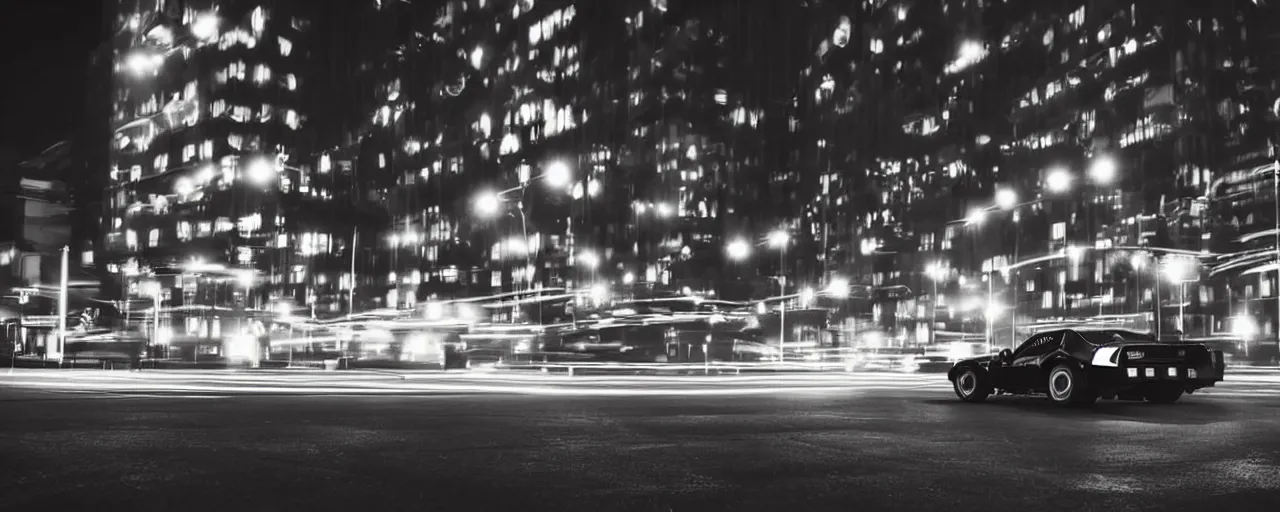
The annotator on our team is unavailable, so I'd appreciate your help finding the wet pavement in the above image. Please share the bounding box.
[2,371,1279,511]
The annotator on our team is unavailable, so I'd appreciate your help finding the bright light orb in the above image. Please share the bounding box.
[1089,155,1118,185]
[246,158,276,185]
[768,230,790,248]
[1162,257,1195,283]
[825,277,851,299]
[192,13,219,40]
[127,53,157,75]
[726,239,751,261]
[174,177,195,196]
[473,190,502,217]
[1046,167,1073,193]
[959,40,984,61]
[577,250,600,269]
[800,287,816,306]
[590,283,610,304]
[995,188,1018,210]
[966,208,987,226]
[544,160,572,189]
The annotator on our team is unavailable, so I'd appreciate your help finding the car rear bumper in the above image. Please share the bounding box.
[1090,363,1225,393]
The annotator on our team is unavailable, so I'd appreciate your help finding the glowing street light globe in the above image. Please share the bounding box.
[246,158,276,185]
[767,230,790,248]
[1089,155,1118,185]
[473,190,502,217]
[726,239,750,261]
[543,160,572,189]
[966,208,987,226]
[994,188,1018,210]
[1045,167,1073,194]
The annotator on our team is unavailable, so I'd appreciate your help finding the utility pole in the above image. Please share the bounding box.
[349,226,358,317]
[55,246,69,364]
[1272,152,1278,341]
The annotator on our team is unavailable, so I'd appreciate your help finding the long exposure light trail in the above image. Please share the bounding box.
[3,368,1276,398]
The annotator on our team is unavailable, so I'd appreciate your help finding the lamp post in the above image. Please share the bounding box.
[768,230,790,359]
[52,246,69,364]
[473,160,573,296]
[985,274,994,351]
[1162,256,1195,336]
[926,263,947,344]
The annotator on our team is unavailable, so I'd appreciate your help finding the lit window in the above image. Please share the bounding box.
[148,229,160,247]
[278,36,293,56]
[253,64,271,84]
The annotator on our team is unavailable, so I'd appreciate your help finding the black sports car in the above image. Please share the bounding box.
[948,329,1226,405]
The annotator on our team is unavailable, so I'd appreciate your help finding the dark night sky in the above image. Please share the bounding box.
[0,0,102,163]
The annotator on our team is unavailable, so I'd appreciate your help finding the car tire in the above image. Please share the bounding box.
[1144,385,1184,404]
[952,367,991,402]
[1047,363,1096,406]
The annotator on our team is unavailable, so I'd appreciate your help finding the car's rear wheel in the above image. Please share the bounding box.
[1144,384,1184,404]
[953,367,990,402]
[1047,364,1096,406]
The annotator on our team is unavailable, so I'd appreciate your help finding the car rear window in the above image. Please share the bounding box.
[1076,330,1155,345]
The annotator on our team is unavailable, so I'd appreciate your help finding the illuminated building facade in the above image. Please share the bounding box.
[794,0,1279,344]
[102,0,335,321]
[332,0,802,311]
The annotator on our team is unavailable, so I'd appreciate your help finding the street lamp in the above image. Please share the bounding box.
[768,229,791,357]
[472,160,573,293]
[246,157,276,185]
[473,190,502,217]
[1163,257,1195,334]
[726,238,750,261]
[926,262,948,344]
[965,207,987,226]
[995,188,1018,210]
[1046,167,1073,194]
[544,160,572,189]
[1089,155,1118,185]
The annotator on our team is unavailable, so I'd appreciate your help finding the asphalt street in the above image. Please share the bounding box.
[2,370,1279,511]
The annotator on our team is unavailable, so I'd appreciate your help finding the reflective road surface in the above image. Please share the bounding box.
[2,369,1279,511]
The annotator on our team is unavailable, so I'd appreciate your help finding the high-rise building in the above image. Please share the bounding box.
[326,0,803,313]
[794,0,1280,345]
[102,0,334,320]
